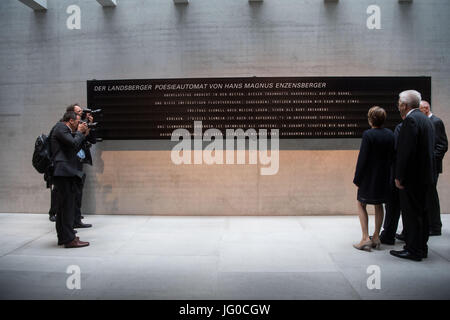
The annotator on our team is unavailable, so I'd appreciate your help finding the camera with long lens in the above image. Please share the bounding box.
[81,108,102,120]
[80,108,102,130]
[80,120,98,129]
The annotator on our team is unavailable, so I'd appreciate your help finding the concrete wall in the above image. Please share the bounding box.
[1,0,449,215]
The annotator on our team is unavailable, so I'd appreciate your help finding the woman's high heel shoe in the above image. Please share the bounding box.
[353,240,373,251]
[371,238,381,250]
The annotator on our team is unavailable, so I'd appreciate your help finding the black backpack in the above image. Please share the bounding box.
[32,130,53,174]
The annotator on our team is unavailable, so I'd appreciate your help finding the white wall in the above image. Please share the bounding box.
[1,0,449,215]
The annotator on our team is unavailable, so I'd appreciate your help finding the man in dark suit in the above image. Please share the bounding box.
[48,104,96,228]
[379,122,402,245]
[391,90,435,261]
[50,111,90,248]
[419,100,448,236]
[67,103,95,229]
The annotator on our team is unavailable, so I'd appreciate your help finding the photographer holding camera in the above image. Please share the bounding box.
[66,103,96,229]
[49,104,97,225]
[50,111,90,248]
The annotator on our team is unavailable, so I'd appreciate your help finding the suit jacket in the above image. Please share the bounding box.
[54,118,96,166]
[50,122,86,178]
[430,114,448,174]
[396,109,435,187]
[79,129,97,166]
[394,123,402,150]
[389,123,402,182]
[353,128,395,202]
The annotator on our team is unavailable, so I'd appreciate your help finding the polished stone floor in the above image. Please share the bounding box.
[0,213,449,300]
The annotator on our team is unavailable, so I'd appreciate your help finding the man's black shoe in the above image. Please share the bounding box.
[49,215,56,222]
[74,222,92,228]
[390,249,422,261]
[395,233,405,241]
[429,230,441,236]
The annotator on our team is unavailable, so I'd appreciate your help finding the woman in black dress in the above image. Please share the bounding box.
[353,106,395,251]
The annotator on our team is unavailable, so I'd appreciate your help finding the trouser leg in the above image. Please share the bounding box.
[399,185,428,257]
[427,174,442,232]
[74,179,83,225]
[381,184,401,241]
[49,185,59,217]
[53,177,77,245]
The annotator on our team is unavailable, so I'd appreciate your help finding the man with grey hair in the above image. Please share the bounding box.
[419,100,448,236]
[390,90,435,261]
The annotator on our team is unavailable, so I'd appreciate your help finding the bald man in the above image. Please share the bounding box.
[419,100,448,236]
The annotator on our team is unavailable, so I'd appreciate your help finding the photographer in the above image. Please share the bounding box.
[51,111,90,248]
[49,104,98,226]
[66,103,96,229]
